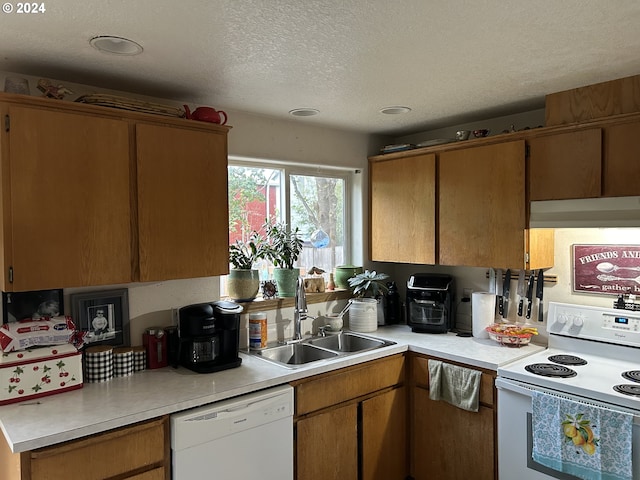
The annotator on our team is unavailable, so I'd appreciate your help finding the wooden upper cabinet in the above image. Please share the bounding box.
[4,105,132,291]
[136,123,229,282]
[370,153,436,264]
[528,128,602,201]
[603,120,640,197]
[439,141,527,269]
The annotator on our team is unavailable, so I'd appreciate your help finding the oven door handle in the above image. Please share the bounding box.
[496,377,640,424]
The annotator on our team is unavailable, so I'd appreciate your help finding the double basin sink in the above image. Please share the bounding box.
[249,331,396,368]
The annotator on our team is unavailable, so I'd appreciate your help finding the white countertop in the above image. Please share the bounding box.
[0,325,545,453]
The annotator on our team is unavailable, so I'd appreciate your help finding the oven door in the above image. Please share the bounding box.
[407,298,447,331]
[496,377,640,480]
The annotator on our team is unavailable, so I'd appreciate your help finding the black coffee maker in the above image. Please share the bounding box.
[175,301,243,373]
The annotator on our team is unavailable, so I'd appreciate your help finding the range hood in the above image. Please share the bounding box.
[529,196,640,228]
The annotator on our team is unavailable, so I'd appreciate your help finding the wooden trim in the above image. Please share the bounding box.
[234,289,352,314]
[0,92,230,133]
[368,111,640,162]
[545,74,640,126]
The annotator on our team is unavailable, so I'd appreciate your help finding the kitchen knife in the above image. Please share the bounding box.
[502,269,511,319]
[525,272,535,320]
[497,269,504,316]
[537,269,545,322]
[516,270,525,317]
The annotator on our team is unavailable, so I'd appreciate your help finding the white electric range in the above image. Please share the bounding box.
[496,302,640,479]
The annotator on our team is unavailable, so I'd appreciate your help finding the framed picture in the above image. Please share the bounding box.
[2,289,64,324]
[70,289,130,347]
[572,244,640,295]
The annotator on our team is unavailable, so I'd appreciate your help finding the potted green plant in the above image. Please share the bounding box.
[347,270,389,331]
[347,270,389,298]
[263,219,303,297]
[228,231,266,301]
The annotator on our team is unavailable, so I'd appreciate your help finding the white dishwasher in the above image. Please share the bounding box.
[171,384,294,480]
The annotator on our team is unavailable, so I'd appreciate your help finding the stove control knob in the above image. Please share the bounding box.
[558,313,568,324]
[572,316,584,327]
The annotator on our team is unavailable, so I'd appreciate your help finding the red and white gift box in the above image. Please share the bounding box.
[0,344,83,405]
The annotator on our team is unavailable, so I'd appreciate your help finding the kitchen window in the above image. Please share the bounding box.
[225,159,352,295]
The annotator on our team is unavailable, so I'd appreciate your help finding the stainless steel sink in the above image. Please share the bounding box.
[248,331,396,368]
[253,343,338,367]
[307,331,394,353]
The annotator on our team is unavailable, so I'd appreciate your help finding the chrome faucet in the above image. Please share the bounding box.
[293,276,307,341]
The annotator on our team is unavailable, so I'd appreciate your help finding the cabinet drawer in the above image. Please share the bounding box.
[411,355,494,407]
[126,466,166,480]
[29,417,168,480]
[294,355,405,415]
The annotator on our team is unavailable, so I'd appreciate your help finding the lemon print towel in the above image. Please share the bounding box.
[532,391,632,480]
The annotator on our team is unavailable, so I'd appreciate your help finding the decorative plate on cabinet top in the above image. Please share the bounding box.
[380,143,416,154]
[416,138,455,147]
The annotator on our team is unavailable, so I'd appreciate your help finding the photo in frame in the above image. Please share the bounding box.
[2,289,64,324]
[70,289,130,347]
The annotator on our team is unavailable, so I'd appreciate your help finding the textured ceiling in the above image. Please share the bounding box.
[2,1,640,135]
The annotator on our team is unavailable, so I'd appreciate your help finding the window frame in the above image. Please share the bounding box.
[228,156,353,267]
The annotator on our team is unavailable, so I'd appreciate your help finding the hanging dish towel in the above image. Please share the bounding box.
[427,359,481,412]
[532,391,633,480]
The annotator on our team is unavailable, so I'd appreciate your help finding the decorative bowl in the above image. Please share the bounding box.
[456,130,471,141]
[485,323,537,347]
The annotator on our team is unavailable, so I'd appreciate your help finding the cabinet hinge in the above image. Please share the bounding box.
[4,115,9,132]
[525,252,530,265]
[8,267,13,284]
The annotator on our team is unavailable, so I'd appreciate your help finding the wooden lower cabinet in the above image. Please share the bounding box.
[293,354,407,480]
[412,388,494,480]
[0,417,170,480]
[410,354,496,480]
[297,402,359,479]
[362,386,407,480]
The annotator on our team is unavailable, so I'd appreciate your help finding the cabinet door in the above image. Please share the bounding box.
[412,388,494,480]
[125,467,166,480]
[296,403,358,480]
[136,123,229,281]
[6,106,132,290]
[370,154,436,264]
[528,129,602,200]
[439,141,526,268]
[362,387,407,480]
[603,121,640,197]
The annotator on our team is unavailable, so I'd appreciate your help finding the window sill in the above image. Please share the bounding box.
[227,289,352,314]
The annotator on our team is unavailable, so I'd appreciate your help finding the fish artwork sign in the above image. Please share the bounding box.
[572,244,640,295]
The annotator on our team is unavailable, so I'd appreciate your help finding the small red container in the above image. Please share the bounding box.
[143,328,168,369]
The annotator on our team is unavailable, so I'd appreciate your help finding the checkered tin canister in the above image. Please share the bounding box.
[132,345,146,372]
[84,345,114,383]
[113,347,134,377]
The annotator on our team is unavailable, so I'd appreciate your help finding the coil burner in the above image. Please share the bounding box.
[548,354,587,366]
[613,384,640,397]
[524,363,577,378]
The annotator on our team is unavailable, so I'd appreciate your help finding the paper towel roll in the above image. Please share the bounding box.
[472,292,496,339]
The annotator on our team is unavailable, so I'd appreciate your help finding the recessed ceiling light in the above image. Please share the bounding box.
[289,108,320,117]
[90,36,143,56]
[380,106,412,115]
